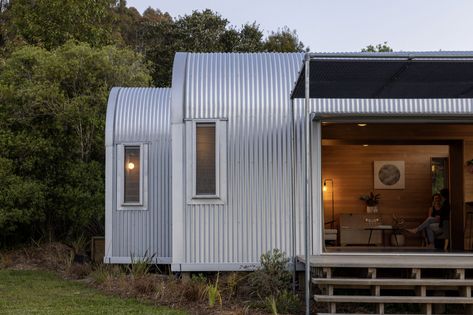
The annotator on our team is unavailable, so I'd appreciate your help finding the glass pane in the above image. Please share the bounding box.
[196,123,216,195]
[124,146,140,203]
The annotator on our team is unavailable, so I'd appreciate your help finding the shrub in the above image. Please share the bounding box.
[191,273,207,284]
[248,249,292,298]
[265,295,278,315]
[274,290,301,314]
[222,272,243,298]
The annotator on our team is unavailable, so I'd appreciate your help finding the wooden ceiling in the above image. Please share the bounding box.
[322,123,473,145]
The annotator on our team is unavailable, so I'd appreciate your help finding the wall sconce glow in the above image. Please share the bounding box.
[323,183,328,192]
[362,144,369,147]
[127,162,135,170]
[357,123,367,127]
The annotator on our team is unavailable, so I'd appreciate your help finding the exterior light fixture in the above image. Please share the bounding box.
[323,182,328,192]
[357,123,367,127]
[127,162,135,170]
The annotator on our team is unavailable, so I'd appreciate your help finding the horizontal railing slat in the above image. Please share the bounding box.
[314,295,473,304]
[313,277,473,286]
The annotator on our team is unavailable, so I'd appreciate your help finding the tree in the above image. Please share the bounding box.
[139,10,307,86]
[7,0,117,49]
[362,42,393,52]
[264,27,306,52]
[0,42,151,244]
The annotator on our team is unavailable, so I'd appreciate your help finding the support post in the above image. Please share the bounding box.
[290,97,297,294]
[304,53,311,315]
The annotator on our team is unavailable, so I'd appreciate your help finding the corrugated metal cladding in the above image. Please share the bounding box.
[308,98,473,115]
[183,53,308,264]
[112,88,171,259]
[181,52,473,266]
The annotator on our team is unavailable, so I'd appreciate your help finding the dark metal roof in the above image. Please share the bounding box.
[291,52,473,99]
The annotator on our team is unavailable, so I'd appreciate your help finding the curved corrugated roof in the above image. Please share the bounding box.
[181,52,305,119]
[106,87,171,144]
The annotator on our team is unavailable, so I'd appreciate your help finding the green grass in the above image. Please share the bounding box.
[0,270,185,315]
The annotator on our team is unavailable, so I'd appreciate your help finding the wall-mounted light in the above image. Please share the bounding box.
[357,123,367,127]
[127,162,135,170]
[323,182,328,192]
[362,144,369,147]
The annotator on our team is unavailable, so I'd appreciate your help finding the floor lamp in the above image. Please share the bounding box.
[323,179,335,229]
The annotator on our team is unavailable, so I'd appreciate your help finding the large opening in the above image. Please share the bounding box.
[321,121,473,253]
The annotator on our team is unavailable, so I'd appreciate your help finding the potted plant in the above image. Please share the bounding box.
[360,192,380,214]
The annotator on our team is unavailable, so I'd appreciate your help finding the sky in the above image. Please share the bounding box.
[126,0,473,52]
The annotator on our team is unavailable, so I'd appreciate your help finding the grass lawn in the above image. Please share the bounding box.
[0,270,185,315]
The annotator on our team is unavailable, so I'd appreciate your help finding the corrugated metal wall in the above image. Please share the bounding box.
[183,53,307,264]
[112,87,171,259]
[308,98,473,115]
[106,53,473,267]
[180,53,473,266]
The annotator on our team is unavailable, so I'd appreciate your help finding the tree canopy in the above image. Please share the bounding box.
[362,42,393,53]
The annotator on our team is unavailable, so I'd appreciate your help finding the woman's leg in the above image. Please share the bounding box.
[415,217,438,233]
[425,225,435,244]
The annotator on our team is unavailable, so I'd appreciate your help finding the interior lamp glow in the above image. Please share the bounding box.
[127,162,135,170]
[323,179,335,229]
[357,123,367,127]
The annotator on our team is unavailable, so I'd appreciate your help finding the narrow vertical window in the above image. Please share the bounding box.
[196,123,216,195]
[124,146,140,203]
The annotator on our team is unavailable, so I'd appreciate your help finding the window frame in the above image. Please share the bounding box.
[117,143,148,210]
[186,119,227,205]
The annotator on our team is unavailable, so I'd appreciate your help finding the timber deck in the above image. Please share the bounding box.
[298,253,473,314]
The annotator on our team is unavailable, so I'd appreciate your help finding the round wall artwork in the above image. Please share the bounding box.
[374,161,405,189]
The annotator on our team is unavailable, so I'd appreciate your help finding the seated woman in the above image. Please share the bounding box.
[407,193,442,248]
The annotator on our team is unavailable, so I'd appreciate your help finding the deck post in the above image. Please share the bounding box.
[303,53,312,315]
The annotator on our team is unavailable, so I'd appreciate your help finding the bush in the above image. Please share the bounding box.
[273,290,301,314]
[248,249,292,299]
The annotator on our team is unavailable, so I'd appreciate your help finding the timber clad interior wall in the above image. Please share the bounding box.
[321,144,449,221]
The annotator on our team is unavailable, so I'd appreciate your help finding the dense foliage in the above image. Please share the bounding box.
[0,0,307,246]
[0,42,151,244]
